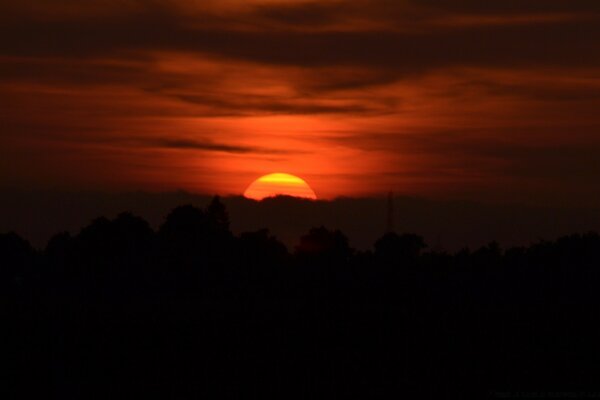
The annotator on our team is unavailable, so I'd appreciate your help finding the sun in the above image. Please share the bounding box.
[244,173,317,200]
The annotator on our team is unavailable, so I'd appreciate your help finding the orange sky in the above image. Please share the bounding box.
[2,0,600,205]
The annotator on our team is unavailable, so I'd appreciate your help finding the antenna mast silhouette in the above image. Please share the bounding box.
[386,191,395,233]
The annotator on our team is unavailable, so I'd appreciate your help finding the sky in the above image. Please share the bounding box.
[2,0,600,206]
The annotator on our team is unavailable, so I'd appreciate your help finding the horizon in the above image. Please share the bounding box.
[3,189,600,252]
[6,185,600,208]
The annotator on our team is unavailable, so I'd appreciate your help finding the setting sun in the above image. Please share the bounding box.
[243,173,317,200]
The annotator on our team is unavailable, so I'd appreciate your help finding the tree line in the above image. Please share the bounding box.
[3,197,600,398]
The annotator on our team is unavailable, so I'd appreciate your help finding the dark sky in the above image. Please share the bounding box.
[2,0,600,206]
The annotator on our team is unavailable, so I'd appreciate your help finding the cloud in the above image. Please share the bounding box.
[2,0,600,205]
[171,93,379,116]
[150,138,297,154]
[1,1,599,72]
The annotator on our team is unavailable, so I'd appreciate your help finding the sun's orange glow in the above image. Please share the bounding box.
[243,173,317,200]
[3,1,600,207]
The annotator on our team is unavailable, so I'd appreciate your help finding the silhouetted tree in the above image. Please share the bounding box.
[206,195,230,232]
[295,226,353,264]
[238,229,289,267]
[3,200,600,399]
[45,231,74,278]
[0,232,34,284]
[159,205,207,247]
[374,232,426,264]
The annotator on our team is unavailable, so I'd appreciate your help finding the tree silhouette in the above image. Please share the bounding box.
[295,226,353,263]
[2,200,600,398]
[0,232,34,284]
[238,229,288,267]
[374,232,426,264]
[206,195,230,232]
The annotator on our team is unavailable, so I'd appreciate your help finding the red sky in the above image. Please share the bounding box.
[2,0,600,205]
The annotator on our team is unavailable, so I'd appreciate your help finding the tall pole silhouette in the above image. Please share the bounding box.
[386,191,395,233]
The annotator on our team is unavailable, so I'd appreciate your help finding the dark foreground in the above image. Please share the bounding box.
[3,198,600,398]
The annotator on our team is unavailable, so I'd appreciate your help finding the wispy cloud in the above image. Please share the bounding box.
[150,138,299,155]
[1,0,600,205]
